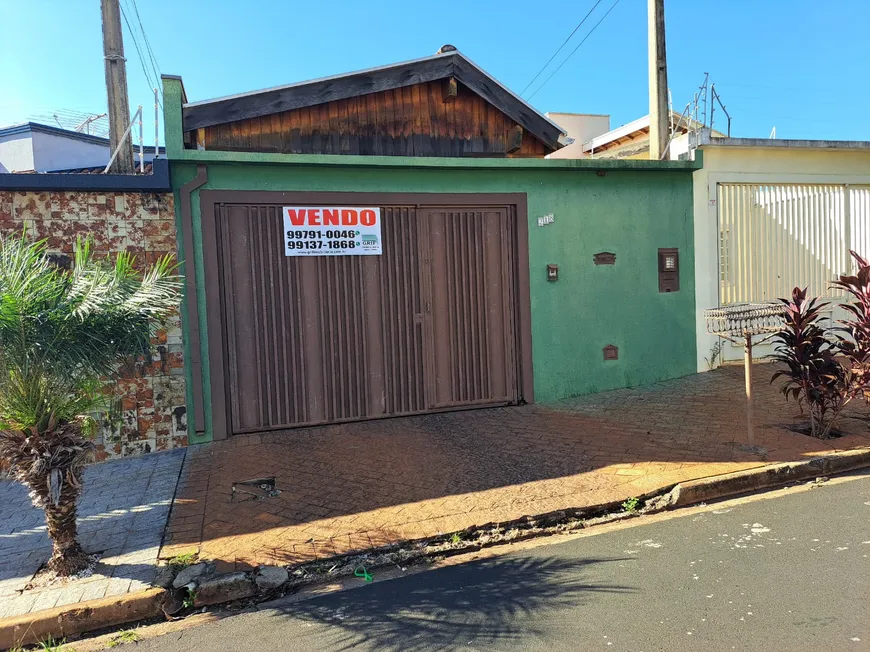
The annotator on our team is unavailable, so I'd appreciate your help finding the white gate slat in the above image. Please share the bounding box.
[852,186,870,263]
[718,183,870,305]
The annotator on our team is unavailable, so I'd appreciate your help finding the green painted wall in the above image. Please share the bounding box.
[164,76,697,440]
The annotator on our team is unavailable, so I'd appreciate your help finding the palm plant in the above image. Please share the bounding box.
[0,233,181,575]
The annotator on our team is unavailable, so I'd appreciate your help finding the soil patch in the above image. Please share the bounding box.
[785,423,846,439]
[23,552,102,592]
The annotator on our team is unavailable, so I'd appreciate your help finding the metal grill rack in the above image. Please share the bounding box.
[704,302,786,444]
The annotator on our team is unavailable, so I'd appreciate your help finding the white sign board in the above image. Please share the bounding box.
[282,206,382,256]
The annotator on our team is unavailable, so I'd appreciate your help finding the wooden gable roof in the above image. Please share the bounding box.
[181,49,569,158]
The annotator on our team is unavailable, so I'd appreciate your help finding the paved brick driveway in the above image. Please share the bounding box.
[0,449,184,619]
[161,366,870,571]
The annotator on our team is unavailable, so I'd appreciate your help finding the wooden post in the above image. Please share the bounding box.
[443,77,458,103]
[744,333,754,445]
[101,0,134,174]
[648,0,669,160]
[506,126,523,154]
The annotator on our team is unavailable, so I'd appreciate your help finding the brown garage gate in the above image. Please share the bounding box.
[200,192,532,439]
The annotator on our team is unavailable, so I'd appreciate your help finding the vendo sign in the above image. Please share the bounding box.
[282,206,382,257]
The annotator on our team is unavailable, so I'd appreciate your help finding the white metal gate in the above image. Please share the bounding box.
[718,183,870,304]
[717,183,870,362]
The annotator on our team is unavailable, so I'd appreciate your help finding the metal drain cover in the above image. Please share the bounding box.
[231,477,281,501]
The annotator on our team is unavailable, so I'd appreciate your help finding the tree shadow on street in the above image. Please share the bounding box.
[270,554,634,652]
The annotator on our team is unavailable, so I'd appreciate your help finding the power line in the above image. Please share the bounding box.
[527,0,622,101]
[119,3,154,88]
[121,0,162,107]
[130,0,162,96]
[520,0,604,97]
[119,1,162,108]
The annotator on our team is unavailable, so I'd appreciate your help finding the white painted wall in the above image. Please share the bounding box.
[0,133,35,172]
[31,131,112,172]
[1,127,162,173]
[693,144,870,372]
[669,133,691,160]
[545,113,610,159]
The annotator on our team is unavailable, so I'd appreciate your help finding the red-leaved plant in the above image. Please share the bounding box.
[770,288,848,438]
[771,251,870,439]
[831,251,870,404]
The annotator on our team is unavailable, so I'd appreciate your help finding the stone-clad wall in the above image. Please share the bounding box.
[0,190,187,458]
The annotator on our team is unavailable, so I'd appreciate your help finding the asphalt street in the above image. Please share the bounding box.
[130,474,870,652]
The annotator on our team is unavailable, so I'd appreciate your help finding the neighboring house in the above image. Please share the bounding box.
[0,122,164,173]
[544,113,611,159]
[582,112,724,160]
[0,161,184,459]
[691,132,870,369]
[549,111,722,160]
[163,47,698,445]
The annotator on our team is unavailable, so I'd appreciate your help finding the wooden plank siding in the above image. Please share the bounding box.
[189,80,550,158]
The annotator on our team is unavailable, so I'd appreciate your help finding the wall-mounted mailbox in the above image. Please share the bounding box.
[594,252,616,266]
[658,248,679,292]
[547,264,559,281]
[603,344,619,360]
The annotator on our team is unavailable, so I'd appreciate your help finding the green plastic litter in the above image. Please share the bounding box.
[354,566,373,582]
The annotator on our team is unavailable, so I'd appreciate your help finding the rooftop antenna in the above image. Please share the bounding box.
[74,113,108,135]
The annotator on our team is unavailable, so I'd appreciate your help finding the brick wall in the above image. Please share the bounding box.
[0,190,187,459]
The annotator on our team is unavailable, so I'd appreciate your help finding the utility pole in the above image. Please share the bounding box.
[648,0,669,160]
[101,0,134,174]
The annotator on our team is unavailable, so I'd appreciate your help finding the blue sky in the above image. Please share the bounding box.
[1,0,867,143]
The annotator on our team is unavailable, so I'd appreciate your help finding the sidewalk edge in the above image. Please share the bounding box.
[3,448,868,648]
[666,448,870,507]
[0,587,165,649]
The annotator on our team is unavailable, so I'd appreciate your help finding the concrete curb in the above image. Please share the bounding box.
[662,448,870,508]
[2,447,867,648]
[0,587,166,650]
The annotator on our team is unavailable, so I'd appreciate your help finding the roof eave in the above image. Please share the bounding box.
[0,122,113,147]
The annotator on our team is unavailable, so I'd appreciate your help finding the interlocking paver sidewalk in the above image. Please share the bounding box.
[161,366,870,571]
[0,448,185,619]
